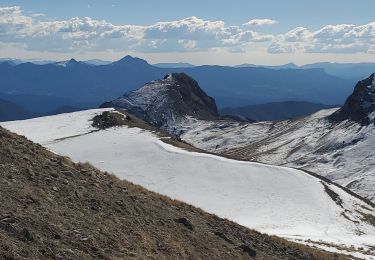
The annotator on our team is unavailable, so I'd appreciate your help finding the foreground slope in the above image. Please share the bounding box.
[0,126,343,260]
[3,109,375,258]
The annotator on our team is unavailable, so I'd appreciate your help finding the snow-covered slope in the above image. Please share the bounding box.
[177,108,375,203]
[2,109,375,259]
[176,75,375,203]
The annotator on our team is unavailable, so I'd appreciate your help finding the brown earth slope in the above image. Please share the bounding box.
[0,126,345,260]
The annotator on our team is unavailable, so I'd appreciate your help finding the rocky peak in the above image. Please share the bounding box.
[329,73,375,125]
[100,73,218,129]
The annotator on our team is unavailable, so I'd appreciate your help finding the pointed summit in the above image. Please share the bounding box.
[113,55,149,66]
[68,58,78,63]
[55,58,81,67]
[66,58,79,66]
[329,73,375,125]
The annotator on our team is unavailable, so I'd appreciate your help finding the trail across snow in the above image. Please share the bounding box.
[2,109,375,259]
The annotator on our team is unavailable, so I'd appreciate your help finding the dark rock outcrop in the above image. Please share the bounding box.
[92,111,127,129]
[101,73,219,128]
[329,73,375,125]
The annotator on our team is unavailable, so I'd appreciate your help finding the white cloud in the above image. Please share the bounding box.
[0,6,33,36]
[268,22,375,54]
[1,6,375,57]
[243,19,278,26]
[0,8,275,53]
[283,27,313,42]
[268,41,300,54]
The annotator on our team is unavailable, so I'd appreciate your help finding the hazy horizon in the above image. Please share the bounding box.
[2,54,375,67]
[1,0,375,65]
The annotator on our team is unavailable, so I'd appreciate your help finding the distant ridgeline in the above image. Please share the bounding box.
[0,56,354,113]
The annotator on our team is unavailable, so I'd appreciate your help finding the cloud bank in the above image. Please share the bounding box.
[0,6,374,56]
[269,23,375,54]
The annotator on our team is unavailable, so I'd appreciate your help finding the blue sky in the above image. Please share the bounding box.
[1,0,375,65]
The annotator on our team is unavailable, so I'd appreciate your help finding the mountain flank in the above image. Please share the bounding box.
[220,101,337,121]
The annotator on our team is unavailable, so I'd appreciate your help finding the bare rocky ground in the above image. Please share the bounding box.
[0,124,348,259]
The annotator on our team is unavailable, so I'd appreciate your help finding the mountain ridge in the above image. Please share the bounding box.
[220,101,337,121]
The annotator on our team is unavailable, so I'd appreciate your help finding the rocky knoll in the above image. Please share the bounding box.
[101,73,219,129]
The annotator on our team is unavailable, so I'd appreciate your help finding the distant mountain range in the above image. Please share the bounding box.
[0,55,355,113]
[302,62,375,80]
[236,62,375,80]
[2,57,374,80]
[235,62,300,70]
[220,101,337,121]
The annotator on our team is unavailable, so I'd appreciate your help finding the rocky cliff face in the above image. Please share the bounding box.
[329,73,375,125]
[101,73,219,128]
